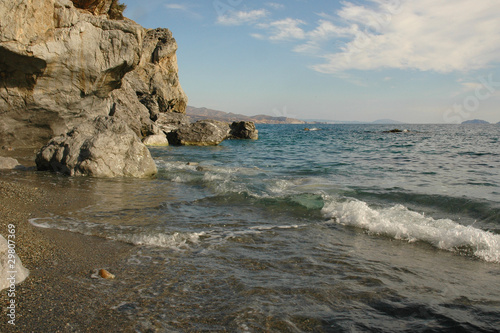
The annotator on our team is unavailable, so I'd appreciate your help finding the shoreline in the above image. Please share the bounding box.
[0,170,137,331]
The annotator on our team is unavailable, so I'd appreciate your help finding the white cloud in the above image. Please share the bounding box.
[216,0,500,74]
[217,9,269,26]
[304,0,500,73]
[266,2,285,10]
[258,18,306,41]
[165,3,188,11]
[164,3,202,19]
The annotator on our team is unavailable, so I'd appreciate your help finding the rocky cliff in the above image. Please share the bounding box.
[0,0,187,149]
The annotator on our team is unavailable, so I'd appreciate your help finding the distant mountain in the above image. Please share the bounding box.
[186,106,406,125]
[321,119,405,124]
[372,119,405,124]
[186,106,308,124]
[461,119,490,124]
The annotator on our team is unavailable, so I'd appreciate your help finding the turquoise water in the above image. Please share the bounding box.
[31,124,500,332]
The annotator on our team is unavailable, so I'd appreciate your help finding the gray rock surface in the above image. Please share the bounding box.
[155,112,191,134]
[142,134,169,146]
[168,120,231,146]
[36,116,157,177]
[129,28,188,121]
[0,0,187,149]
[0,157,21,170]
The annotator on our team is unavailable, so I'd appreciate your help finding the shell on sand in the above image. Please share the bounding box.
[99,269,115,279]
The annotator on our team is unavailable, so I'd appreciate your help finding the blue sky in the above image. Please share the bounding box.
[122,0,500,123]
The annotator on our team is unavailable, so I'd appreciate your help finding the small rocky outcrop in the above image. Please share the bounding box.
[167,120,258,146]
[0,157,21,170]
[383,129,409,133]
[36,116,157,177]
[167,120,231,146]
[229,121,259,140]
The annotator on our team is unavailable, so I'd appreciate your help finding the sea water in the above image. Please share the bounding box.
[30,124,500,332]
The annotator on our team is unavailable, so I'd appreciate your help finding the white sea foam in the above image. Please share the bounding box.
[322,199,500,263]
[30,217,205,251]
[113,232,206,251]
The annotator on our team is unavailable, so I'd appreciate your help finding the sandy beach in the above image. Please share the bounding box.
[0,164,138,332]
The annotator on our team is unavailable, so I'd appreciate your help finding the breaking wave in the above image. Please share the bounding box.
[322,199,500,263]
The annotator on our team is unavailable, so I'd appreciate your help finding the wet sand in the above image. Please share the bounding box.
[0,167,138,332]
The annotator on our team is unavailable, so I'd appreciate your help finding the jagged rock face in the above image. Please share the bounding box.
[128,28,188,120]
[155,112,191,134]
[0,0,187,149]
[36,116,157,177]
[168,120,231,146]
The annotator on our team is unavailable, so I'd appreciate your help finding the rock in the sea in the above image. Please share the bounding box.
[229,121,258,140]
[168,120,230,146]
[0,235,29,291]
[36,116,157,177]
[142,134,169,146]
[0,157,21,170]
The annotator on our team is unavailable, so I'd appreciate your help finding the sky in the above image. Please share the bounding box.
[122,0,500,123]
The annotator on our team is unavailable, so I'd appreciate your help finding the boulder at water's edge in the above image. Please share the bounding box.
[36,116,157,177]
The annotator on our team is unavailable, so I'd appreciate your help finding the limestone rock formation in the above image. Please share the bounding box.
[0,0,187,149]
[0,157,21,170]
[142,134,169,146]
[36,116,157,177]
[127,28,188,121]
[168,120,231,146]
[155,112,191,134]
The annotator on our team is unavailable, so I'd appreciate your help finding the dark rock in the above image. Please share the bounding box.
[36,116,157,177]
[383,129,407,133]
[229,121,258,140]
[71,0,113,16]
[167,120,230,146]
